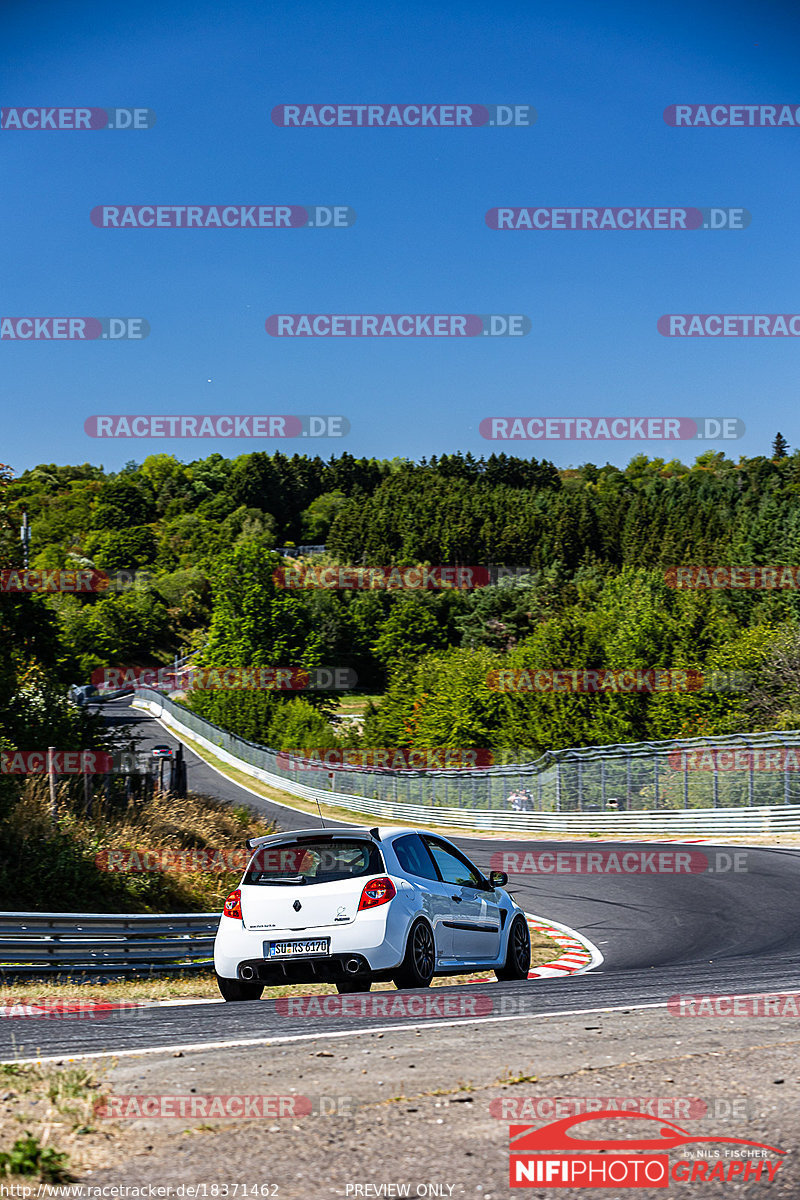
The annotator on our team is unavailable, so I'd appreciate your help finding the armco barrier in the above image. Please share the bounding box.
[133,691,800,836]
[0,912,219,978]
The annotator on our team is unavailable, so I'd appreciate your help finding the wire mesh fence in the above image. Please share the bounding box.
[134,689,800,813]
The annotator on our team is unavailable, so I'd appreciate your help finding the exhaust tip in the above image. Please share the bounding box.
[240,965,256,981]
[344,958,361,975]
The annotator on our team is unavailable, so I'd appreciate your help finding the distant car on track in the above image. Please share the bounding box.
[214,825,531,1001]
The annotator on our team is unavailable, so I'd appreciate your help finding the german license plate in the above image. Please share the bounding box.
[266,938,330,958]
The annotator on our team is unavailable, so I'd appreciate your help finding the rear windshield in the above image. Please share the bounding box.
[243,839,384,885]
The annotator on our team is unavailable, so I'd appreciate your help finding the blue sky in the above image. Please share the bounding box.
[2,0,799,474]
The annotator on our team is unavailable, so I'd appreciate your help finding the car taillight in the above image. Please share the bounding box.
[357,876,396,910]
[223,888,242,919]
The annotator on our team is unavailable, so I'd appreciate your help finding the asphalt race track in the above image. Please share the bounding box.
[4,696,800,1064]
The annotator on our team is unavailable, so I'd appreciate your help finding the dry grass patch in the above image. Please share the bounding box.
[0,782,275,912]
[0,1060,113,1182]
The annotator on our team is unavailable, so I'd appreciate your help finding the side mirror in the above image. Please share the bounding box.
[488,870,508,889]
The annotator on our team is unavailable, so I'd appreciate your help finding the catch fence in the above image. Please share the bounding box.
[134,690,800,814]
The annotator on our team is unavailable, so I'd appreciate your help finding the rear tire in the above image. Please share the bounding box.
[216,972,264,1002]
[335,978,372,993]
[495,916,531,981]
[392,919,435,989]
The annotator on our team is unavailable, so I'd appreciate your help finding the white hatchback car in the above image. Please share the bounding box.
[214,825,531,1000]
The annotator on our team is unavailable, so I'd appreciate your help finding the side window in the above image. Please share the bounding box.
[423,839,484,889]
[393,834,440,881]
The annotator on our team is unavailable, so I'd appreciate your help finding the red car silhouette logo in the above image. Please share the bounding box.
[510,1111,785,1155]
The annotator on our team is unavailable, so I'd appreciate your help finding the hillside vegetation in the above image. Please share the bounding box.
[2,447,800,771]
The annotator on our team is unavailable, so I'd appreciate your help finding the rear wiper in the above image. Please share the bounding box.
[260,875,307,885]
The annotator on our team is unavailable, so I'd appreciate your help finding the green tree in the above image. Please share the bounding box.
[92,477,155,529]
[772,432,790,460]
[87,526,158,572]
[371,595,448,673]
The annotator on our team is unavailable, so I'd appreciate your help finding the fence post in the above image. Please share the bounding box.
[626,753,632,808]
[653,754,659,809]
[555,762,561,812]
[683,752,689,810]
[83,766,93,818]
[47,746,57,822]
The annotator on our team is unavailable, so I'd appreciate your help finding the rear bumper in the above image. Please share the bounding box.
[214,908,407,981]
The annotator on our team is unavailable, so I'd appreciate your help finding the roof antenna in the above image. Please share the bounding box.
[315,796,326,828]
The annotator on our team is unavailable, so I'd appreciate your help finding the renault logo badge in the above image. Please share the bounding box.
[293,899,302,912]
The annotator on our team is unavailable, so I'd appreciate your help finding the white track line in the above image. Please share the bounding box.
[1,1000,672,1066]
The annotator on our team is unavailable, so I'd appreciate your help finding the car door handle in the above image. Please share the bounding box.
[450,894,463,902]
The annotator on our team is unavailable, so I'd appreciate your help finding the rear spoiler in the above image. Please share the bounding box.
[245,826,381,851]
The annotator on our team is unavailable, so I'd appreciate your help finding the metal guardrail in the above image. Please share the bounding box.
[134,693,800,836]
[0,912,220,977]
